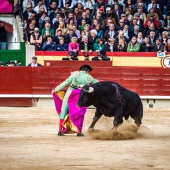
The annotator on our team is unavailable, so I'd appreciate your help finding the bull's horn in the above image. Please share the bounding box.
[82,87,94,93]
[88,87,94,93]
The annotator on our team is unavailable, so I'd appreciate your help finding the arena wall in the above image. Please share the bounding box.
[0,65,170,108]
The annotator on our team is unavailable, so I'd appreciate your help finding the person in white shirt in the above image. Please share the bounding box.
[84,0,95,10]
[147,0,160,12]
[34,0,47,14]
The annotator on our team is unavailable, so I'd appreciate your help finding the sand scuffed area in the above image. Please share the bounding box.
[0,107,170,170]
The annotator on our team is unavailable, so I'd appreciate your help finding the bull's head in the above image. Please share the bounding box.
[77,85,94,107]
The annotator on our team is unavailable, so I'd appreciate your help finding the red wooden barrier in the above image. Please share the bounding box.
[1,67,170,96]
[36,51,161,57]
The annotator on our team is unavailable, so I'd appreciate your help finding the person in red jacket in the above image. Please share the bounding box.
[144,13,159,29]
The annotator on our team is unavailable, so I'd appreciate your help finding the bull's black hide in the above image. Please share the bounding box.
[77,81,143,128]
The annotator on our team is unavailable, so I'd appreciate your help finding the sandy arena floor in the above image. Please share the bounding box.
[0,107,170,170]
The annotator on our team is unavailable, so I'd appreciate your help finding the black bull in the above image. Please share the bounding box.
[77,81,143,128]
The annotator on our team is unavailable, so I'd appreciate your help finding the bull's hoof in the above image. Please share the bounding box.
[77,133,84,137]
[58,132,64,136]
[87,127,94,132]
[135,122,142,127]
[135,119,142,127]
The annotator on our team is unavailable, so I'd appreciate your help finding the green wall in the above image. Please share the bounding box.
[0,42,26,66]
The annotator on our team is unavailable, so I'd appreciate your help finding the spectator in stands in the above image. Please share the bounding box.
[112,4,122,21]
[78,31,86,43]
[65,3,73,14]
[115,30,128,44]
[73,7,81,20]
[55,30,64,44]
[41,23,54,37]
[78,19,86,31]
[125,8,134,23]
[66,18,75,31]
[95,24,104,39]
[65,13,78,27]
[66,29,77,43]
[78,12,91,27]
[94,13,105,26]
[23,4,36,22]
[72,25,80,39]
[116,19,125,31]
[161,31,169,45]
[24,23,35,42]
[148,31,156,45]
[48,1,57,17]
[105,14,117,27]
[131,25,140,38]
[68,37,79,59]
[134,13,144,30]
[162,13,170,32]
[125,0,135,15]
[134,0,147,13]
[60,7,68,19]
[27,56,42,66]
[42,36,56,51]
[38,12,47,30]
[22,0,35,12]
[30,28,43,50]
[84,0,95,10]
[127,36,140,52]
[152,38,164,52]
[147,8,159,21]
[146,23,159,39]
[90,19,98,30]
[40,16,54,31]
[137,32,144,45]
[117,39,127,52]
[80,35,93,54]
[140,36,153,52]
[151,3,163,20]
[123,25,132,43]
[94,38,105,52]
[134,7,146,23]
[89,29,97,44]
[105,38,117,52]
[84,24,91,37]
[49,8,59,23]
[129,18,142,32]
[148,0,160,12]
[56,21,67,36]
[164,39,170,53]
[92,51,110,61]
[56,38,68,51]
[52,12,62,25]
[120,13,131,26]
[104,24,118,42]
[0,21,7,50]
[92,0,106,17]
[42,30,52,44]
[144,13,159,29]
[34,0,47,14]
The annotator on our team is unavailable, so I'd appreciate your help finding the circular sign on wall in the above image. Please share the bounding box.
[161,56,170,68]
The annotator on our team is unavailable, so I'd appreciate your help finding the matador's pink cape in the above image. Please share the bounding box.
[53,89,87,133]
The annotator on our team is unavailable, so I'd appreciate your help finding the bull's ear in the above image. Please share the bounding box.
[88,87,94,93]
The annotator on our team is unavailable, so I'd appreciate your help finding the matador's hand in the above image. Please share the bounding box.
[51,90,56,94]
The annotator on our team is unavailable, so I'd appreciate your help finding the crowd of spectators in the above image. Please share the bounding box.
[22,0,170,56]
